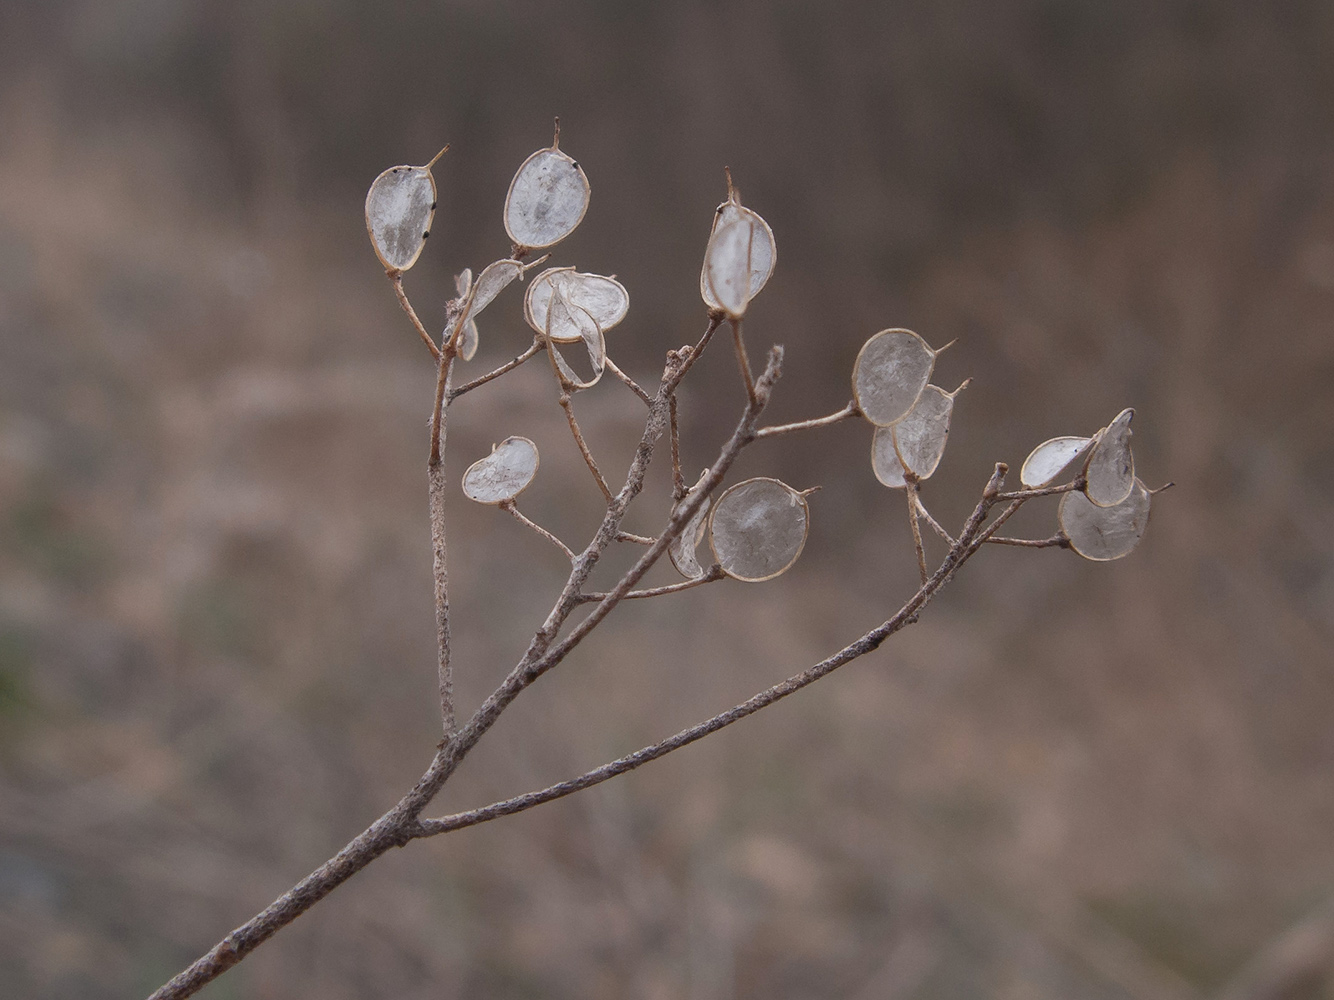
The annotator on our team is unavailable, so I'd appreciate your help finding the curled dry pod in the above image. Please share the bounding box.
[365,152,443,271]
[1059,477,1151,561]
[708,477,810,582]
[462,436,539,504]
[472,258,526,315]
[525,267,629,342]
[871,425,908,489]
[452,270,480,362]
[1085,408,1135,507]
[668,470,713,580]
[545,290,605,389]
[1020,436,1093,488]
[504,141,590,250]
[700,195,776,314]
[852,329,937,427]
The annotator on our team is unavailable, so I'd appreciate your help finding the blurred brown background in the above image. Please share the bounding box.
[2,1,1332,998]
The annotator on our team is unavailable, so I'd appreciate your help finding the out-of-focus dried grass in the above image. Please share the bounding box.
[2,2,1333,998]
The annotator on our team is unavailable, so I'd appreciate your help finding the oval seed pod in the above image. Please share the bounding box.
[871,425,908,489]
[1059,477,1151,561]
[703,217,764,318]
[892,384,958,480]
[852,329,937,427]
[708,477,810,582]
[668,471,713,580]
[525,267,629,342]
[1085,408,1135,507]
[462,436,540,505]
[545,290,605,389]
[472,258,525,315]
[504,144,590,250]
[365,157,440,271]
[700,198,776,311]
[1020,436,1093,488]
[452,270,480,362]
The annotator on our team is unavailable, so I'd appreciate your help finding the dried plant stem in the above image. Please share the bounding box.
[984,533,1070,548]
[389,271,442,360]
[731,318,757,404]
[428,352,456,734]
[754,400,860,439]
[448,340,541,402]
[615,531,656,545]
[906,483,929,585]
[669,392,685,500]
[915,496,956,546]
[996,479,1085,501]
[559,394,614,503]
[501,501,576,562]
[607,357,652,404]
[575,565,725,603]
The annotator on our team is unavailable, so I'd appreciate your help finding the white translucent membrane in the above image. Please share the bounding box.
[504,146,590,249]
[365,164,437,271]
[452,270,479,361]
[708,478,810,582]
[472,258,524,314]
[852,329,936,427]
[893,385,956,480]
[525,267,629,343]
[703,217,764,318]
[668,471,712,580]
[545,291,605,389]
[461,436,539,504]
[1020,436,1093,488]
[1085,408,1135,507]
[1060,477,1151,561]
[871,426,908,488]
[700,199,776,313]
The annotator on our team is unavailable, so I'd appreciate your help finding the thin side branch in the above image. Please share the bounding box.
[559,394,614,503]
[915,497,956,546]
[996,478,1085,501]
[448,341,541,402]
[669,392,685,500]
[755,400,860,439]
[606,357,653,405]
[984,533,1070,548]
[501,502,576,562]
[906,483,929,585]
[389,271,442,360]
[575,564,725,603]
[615,531,656,545]
[731,318,757,404]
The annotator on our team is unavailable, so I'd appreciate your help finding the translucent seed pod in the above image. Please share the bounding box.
[892,384,960,480]
[472,258,526,315]
[525,267,629,342]
[700,193,776,312]
[1020,436,1094,488]
[365,155,442,272]
[462,436,540,504]
[1059,477,1151,561]
[708,477,810,582]
[452,270,481,362]
[668,471,713,580]
[703,217,765,319]
[504,141,590,250]
[871,425,908,489]
[545,290,606,390]
[1085,408,1135,507]
[852,329,937,427]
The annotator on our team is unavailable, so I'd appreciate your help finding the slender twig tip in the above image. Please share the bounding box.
[425,144,450,170]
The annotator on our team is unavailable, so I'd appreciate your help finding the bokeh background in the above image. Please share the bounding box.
[2,2,1333,998]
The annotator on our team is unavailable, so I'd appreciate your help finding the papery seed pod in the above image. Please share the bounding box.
[452,270,480,362]
[504,135,590,250]
[1060,477,1151,561]
[472,259,526,315]
[708,477,810,582]
[668,471,713,580]
[893,383,962,480]
[700,184,775,315]
[1085,408,1135,507]
[462,436,540,504]
[871,426,909,489]
[525,267,629,342]
[852,329,938,427]
[545,290,606,389]
[1020,436,1094,488]
[365,149,445,271]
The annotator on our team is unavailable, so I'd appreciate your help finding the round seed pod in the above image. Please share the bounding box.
[365,161,438,271]
[462,437,539,505]
[1085,408,1135,507]
[1059,477,1151,561]
[525,267,629,342]
[471,258,525,315]
[708,478,810,582]
[504,145,590,250]
[700,196,776,316]
[1020,436,1093,488]
[852,329,937,427]
[892,384,958,480]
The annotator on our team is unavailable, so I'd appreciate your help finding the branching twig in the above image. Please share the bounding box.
[606,357,652,405]
[984,533,1070,548]
[575,564,725,603]
[448,340,541,402]
[915,495,956,546]
[731,318,757,404]
[754,400,860,439]
[669,392,685,500]
[501,501,576,562]
[560,393,614,503]
[389,270,442,360]
[906,482,929,585]
[615,531,656,545]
